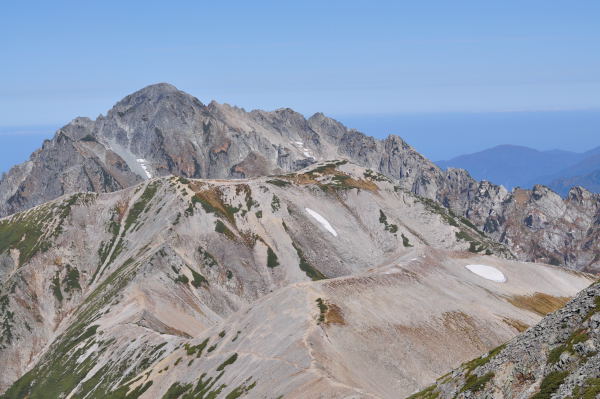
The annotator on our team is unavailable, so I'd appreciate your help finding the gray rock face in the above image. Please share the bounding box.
[0,83,442,215]
[462,184,600,272]
[1,83,598,271]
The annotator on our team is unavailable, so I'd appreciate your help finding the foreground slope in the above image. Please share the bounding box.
[0,162,594,398]
[1,83,598,270]
[115,252,593,399]
[415,282,600,399]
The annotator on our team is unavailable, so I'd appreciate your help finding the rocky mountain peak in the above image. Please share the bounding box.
[119,82,182,101]
[106,82,206,121]
[0,83,598,271]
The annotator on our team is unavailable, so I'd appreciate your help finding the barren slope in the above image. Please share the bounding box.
[0,161,594,398]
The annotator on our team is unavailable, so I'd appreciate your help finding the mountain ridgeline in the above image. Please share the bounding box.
[1,83,598,272]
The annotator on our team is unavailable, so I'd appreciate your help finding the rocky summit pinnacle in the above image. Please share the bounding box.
[0,83,599,271]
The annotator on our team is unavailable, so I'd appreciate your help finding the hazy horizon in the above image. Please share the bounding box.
[2,108,599,175]
[2,1,599,172]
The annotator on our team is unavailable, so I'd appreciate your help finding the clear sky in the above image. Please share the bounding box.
[1,1,599,171]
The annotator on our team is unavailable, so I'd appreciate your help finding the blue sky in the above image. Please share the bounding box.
[1,1,599,171]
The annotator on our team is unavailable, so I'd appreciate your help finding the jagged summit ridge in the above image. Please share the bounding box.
[0,83,445,214]
[0,83,598,271]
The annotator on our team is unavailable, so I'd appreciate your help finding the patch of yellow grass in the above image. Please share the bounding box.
[502,317,530,332]
[325,303,346,325]
[507,292,571,316]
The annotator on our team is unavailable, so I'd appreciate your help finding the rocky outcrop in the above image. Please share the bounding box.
[462,184,600,272]
[1,83,598,271]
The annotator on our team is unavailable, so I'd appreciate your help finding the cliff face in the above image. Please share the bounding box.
[461,183,600,272]
[1,83,598,271]
[0,162,594,398]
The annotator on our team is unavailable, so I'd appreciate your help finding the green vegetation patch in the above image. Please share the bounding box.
[184,195,202,217]
[405,385,439,399]
[271,195,281,212]
[570,377,600,399]
[97,215,120,268]
[198,247,219,268]
[418,197,459,227]
[364,169,391,182]
[547,328,590,364]
[215,220,236,240]
[184,338,209,358]
[460,372,494,393]
[292,242,326,280]
[584,296,600,320]
[189,268,208,288]
[316,298,327,324]
[462,343,506,375]
[455,230,487,253]
[266,247,279,268]
[177,372,227,398]
[123,181,160,233]
[266,179,291,187]
[532,371,569,399]
[378,210,398,234]
[0,195,87,266]
[63,264,81,293]
[51,271,63,302]
[2,255,151,398]
[225,380,257,399]
[0,293,15,348]
[162,382,192,399]
[216,353,238,371]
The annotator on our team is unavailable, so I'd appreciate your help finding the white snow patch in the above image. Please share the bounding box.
[291,140,315,159]
[465,264,506,283]
[305,208,338,237]
[136,158,152,179]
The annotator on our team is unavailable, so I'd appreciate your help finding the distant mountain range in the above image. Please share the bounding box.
[437,144,600,195]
